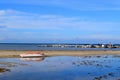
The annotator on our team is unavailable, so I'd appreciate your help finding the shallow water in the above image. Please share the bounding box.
[0,55,120,80]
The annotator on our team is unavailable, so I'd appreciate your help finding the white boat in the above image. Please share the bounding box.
[20,52,44,58]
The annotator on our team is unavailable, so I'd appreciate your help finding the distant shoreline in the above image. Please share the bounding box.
[0,50,120,58]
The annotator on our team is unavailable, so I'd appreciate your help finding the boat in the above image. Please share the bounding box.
[20,51,44,58]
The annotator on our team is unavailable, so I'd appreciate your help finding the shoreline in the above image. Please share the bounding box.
[0,50,120,58]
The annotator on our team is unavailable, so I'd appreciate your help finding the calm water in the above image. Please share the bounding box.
[0,43,120,50]
[0,55,120,80]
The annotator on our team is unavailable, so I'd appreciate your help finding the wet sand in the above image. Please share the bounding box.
[0,50,120,58]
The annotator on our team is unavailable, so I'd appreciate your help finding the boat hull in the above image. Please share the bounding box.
[20,54,44,58]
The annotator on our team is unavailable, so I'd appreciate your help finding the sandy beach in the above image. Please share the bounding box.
[0,50,120,58]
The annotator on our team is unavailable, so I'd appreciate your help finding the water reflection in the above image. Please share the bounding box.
[20,57,45,62]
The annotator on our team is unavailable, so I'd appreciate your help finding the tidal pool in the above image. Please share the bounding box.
[0,55,120,80]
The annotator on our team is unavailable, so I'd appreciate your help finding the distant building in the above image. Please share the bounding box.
[101,44,104,48]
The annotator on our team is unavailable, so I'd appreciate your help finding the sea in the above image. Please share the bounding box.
[0,55,120,80]
[0,43,120,51]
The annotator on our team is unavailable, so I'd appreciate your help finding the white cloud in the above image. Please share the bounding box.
[0,37,5,40]
[0,10,5,15]
[0,9,120,41]
[0,9,120,31]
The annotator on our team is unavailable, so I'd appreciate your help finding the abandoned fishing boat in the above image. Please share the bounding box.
[20,51,44,58]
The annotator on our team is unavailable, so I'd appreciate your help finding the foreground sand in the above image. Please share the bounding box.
[0,50,120,58]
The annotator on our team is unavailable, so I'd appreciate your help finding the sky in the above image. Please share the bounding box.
[0,0,120,43]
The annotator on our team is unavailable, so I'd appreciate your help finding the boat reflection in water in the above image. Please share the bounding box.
[20,57,45,62]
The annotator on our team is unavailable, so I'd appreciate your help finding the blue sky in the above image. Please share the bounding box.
[0,0,120,43]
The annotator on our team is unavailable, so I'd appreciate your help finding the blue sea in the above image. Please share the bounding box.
[0,43,120,51]
[0,55,120,80]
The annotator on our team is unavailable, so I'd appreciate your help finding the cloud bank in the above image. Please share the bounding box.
[0,9,120,42]
[0,9,120,31]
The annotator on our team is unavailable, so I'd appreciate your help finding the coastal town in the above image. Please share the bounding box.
[38,43,120,48]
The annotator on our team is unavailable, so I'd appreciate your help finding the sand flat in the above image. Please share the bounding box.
[0,50,120,58]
